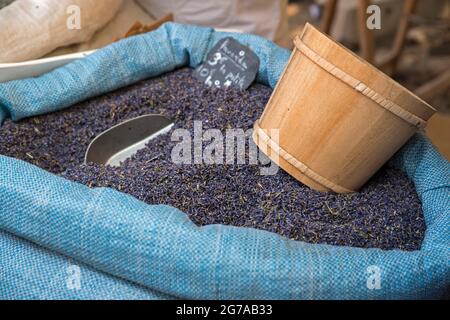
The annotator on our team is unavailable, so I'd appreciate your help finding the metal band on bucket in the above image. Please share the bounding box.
[294,38,427,129]
[254,121,354,193]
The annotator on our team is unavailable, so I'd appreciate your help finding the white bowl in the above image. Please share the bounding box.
[0,50,96,83]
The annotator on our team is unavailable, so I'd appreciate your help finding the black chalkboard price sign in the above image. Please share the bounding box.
[194,37,260,91]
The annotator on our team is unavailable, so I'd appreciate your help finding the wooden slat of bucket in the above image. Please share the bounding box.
[255,23,436,193]
[294,39,426,128]
[260,49,408,192]
[299,24,436,121]
[253,121,353,193]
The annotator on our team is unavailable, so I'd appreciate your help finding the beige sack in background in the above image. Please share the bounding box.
[48,0,154,57]
[136,0,290,48]
[0,0,123,63]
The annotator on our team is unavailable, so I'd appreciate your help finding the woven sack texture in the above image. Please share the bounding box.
[0,23,448,299]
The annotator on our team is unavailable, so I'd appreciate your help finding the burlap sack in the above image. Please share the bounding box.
[0,0,123,63]
[0,23,448,300]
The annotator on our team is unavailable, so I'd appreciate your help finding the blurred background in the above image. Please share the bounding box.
[1,0,449,158]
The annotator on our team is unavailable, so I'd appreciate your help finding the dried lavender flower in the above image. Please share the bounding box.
[0,68,426,251]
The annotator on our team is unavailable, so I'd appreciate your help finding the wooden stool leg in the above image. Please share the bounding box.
[321,0,338,35]
[379,0,418,74]
[357,0,375,64]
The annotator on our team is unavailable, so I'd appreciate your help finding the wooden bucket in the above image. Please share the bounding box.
[253,23,436,193]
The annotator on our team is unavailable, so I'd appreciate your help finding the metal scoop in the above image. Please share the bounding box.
[85,114,173,166]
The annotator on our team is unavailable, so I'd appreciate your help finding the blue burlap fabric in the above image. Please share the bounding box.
[0,23,448,299]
